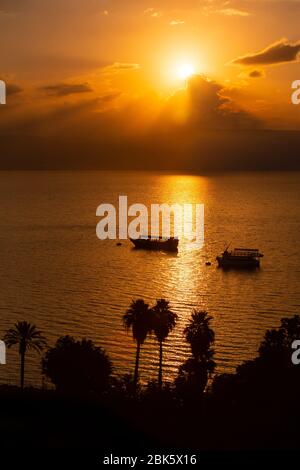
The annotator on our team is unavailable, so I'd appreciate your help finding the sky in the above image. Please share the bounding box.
[0,0,300,170]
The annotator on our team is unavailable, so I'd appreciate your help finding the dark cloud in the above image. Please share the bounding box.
[7,83,23,95]
[0,75,299,171]
[248,70,265,78]
[183,75,261,129]
[99,91,122,102]
[232,39,300,66]
[41,82,93,96]
[110,62,140,70]
[10,56,109,79]
[0,82,23,95]
[4,75,260,140]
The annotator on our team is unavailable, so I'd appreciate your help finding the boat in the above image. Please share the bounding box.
[130,236,179,252]
[216,247,263,269]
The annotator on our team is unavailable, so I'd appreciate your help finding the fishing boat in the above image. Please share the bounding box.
[216,247,263,269]
[130,236,179,252]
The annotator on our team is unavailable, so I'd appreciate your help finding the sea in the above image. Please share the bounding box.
[0,170,299,387]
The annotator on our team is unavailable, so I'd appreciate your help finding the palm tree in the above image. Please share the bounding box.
[123,299,151,389]
[4,321,47,390]
[182,310,216,393]
[151,299,178,388]
[184,310,215,361]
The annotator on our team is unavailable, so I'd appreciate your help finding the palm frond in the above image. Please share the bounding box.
[3,321,47,354]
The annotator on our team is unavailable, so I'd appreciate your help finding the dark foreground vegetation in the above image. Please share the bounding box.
[1,303,300,452]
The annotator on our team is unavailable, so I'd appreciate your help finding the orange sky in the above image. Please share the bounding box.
[0,1,300,169]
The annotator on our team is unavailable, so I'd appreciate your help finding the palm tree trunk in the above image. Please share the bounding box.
[134,341,141,390]
[158,341,163,389]
[20,351,25,390]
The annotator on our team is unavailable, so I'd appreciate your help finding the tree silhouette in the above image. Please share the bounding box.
[176,311,215,399]
[259,315,300,366]
[123,299,152,389]
[151,299,178,388]
[184,311,215,361]
[234,314,300,392]
[42,335,112,395]
[210,314,300,448]
[4,321,46,390]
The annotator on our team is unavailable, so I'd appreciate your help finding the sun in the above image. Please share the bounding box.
[177,63,195,80]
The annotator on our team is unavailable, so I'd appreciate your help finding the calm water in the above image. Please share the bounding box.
[0,171,299,387]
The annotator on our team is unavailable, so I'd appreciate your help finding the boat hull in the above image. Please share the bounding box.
[216,256,260,269]
[130,238,178,252]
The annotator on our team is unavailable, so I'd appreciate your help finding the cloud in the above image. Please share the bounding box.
[170,19,185,26]
[5,55,108,80]
[248,70,265,78]
[191,75,261,129]
[101,62,141,74]
[6,83,23,95]
[144,8,162,18]
[41,82,93,96]
[217,8,250,17]
[98,91,122,104]
[165,75,261,130]
[202,4,251,17]
[232,39,300,66]
[3,71,300,171]
[1,73,261,148]
[239,69,265,79]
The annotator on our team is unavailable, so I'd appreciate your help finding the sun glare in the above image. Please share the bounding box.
[177,63,195,80]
